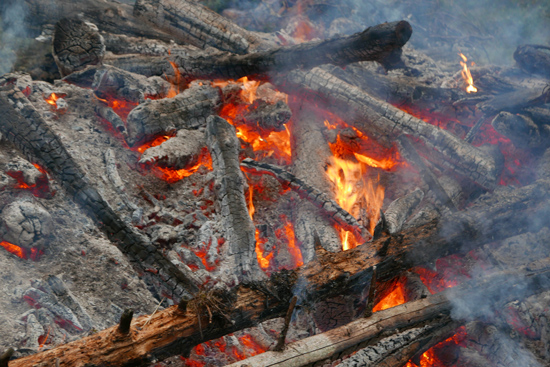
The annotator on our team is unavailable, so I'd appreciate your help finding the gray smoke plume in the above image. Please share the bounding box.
[0,1,29,75]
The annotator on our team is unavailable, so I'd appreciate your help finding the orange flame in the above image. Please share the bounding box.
[44,93,66,109]
[151,148,213,183]
[372,279,406,312]
[94,95,137,121]
[459,53,478,93]
[0,241,26,259]
[275,215,303,268]
[406,326,467,367]
[165,60,182,98]
[248,186,274,271]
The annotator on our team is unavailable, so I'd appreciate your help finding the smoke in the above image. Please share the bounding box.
[0,1,29,75]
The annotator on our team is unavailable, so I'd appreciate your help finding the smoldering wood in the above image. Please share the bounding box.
[22,0,176,43]
[206,116,263,283]
[239,100,292,132]
[139,129,206,170]
[125,84,222,147]
[133,0,273,54]
[402,271,430,301]
[291,104,346,260]
[226,262,550,367]
[491,111,550,150]
[514,45,550,79]
[104,149,138,213]
[363,265,378,319]
[52,18,106,77]
[240,158,370,244]
[396,135,458,213]
[524,105,550,126]
[0,348,13,367]
[101,33,172,57]
[478,86,550,115]
[0,85,199,300]
[94,102,127,136]
[117,309,134,335]
[274,68,501,189]
[163,21,412,81]
[384,188,425,235]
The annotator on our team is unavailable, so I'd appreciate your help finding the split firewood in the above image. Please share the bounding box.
[139,129,206,170]
[291,104,344,261]
[491,111,550,150]
[384,188,425,235]
[0,85,199,300]
[514,45,550,79]
[22,0,176,43]
[240,158,369,245]
[226,261,550,367]
[52,18,106,77]
[126,84,222,146]
[274,68,501,190]
[206,115,264,283]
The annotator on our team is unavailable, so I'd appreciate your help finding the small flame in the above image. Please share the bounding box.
[248,186,274,271]
[275,214,303,268]
[405,327,467,367]
[151,149,213,183]
[372,279,406,312]
[165,60,182,98]
[459,53,477,93]
[44,93,65,108]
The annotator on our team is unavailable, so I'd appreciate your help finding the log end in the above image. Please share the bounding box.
[395,20,413,46]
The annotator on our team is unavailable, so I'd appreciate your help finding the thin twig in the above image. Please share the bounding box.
[144,297,165,327]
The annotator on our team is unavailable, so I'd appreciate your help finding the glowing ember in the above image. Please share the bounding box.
[165,60,182,98]
[372,279,406,312]
[248,186,274,271]
[405,327,467,367]
[150,148,213,183]
[0,241,41,260]
[7,163,52,198]
[275,214,303,268]
[136,135,172,154]
[94,95,138,121]
[44,93,66,109]
[459,53,478,93]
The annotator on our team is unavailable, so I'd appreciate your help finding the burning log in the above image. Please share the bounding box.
[133,0,272,53]
[274,68,501,189]
[240,158,369,245]
[396,135,458,212]
[94,102,127,136]
[384,188,425,235]
[514,44,550,79]
[291,104,343,260]
[126,84,222,146]
[226,261,550,367]
[52,18,106,77]
[0,85,199,300]
[206,115,263,282]
[491,111,550,150]
[139,129,206,170]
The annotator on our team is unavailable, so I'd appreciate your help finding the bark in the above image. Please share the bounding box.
[384,188,424,235]
[53,18,106,77]
[240,158,370,245]
[291,104,344,261]
[226,262,550,367]
[22,0,175,43]
[273,68,501,189]
[0,85,199,301]
[514,44,550,79]
[206,116,263,283]
[125,84,222,146]
[133,0,272,54]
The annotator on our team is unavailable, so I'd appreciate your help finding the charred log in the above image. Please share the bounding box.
[274,68,501,189]
[514,45,550,79]
[478,86,550,115]
[126,84,222,147]
[52,18,105,77]
[239,100,291,132]
[139,129,206,170]
[383,188,424,235]
[206,116,263,283]
[94,102,127,136]
[291,104,345,260]
[0,85,199,300]
[240,158,369,245]
[491,111,550,150]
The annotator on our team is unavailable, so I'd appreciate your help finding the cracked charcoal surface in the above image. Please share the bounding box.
[0,200,52,250]
[0,85,198,301]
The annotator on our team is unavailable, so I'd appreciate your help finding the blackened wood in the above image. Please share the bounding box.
[514,45,550,79]
[491,111,550,150]
[53,18,105,77]
[206,116,263,283]
[22,0,175,43]
[117,309,134,335]
[291,104,344,260]
[0,86,199,301]
[397,136,458,212]
[363,265,378,318]
[126,84,222,147]
[478,86,550,115]
[274,68,501,189]
[0,348,13,367]
[384,188,425,235]
[240,100,291,132]
[240,158,370,245]
[167,21,412,81]
[524,105,550,126]
[133,0,270,54]
[274,296,298,352]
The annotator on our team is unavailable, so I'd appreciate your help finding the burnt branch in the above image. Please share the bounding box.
[383,188,425,235]
[240,158,370,243]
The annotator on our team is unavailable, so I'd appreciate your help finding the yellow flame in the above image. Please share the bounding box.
[459,53,477,93]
